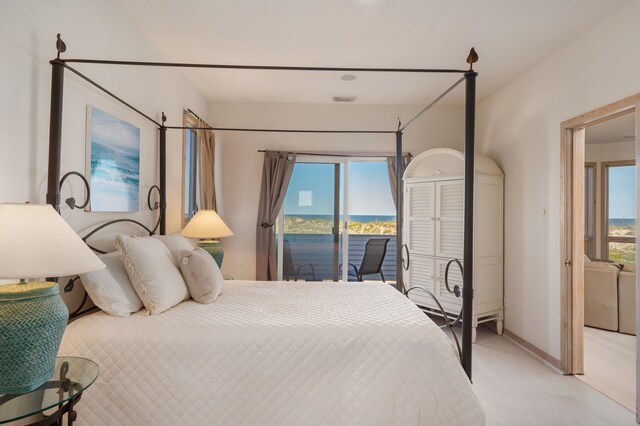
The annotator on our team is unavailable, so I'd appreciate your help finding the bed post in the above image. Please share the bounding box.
[396,130,404,292]
[159,112,167,235]
[462,68,478,381]
[46,59,65,212]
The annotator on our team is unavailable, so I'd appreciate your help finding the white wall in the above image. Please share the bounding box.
[585,139,636,259]
[476,1,640,359]
[208,103,464,279]
[0,0,208,239]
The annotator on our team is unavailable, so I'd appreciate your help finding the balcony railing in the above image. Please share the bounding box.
[281,233,397,281]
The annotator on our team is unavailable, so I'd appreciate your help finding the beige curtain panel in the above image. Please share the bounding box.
[387,154,412,208]
[256,151,297,281]
[197,118,217,211]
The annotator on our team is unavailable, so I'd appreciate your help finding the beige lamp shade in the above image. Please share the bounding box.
[0,204,105,279]
[182,210,234,239]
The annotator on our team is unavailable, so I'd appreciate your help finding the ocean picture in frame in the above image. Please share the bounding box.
[86,106,140,212]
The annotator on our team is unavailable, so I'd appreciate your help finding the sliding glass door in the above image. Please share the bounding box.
[277,157,396,283]
[346,162,396,282]
[278,161,344,281]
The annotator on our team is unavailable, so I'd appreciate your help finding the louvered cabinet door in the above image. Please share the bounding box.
[405,182,435,256]
[405,254,436,308]
[435,180,464,259]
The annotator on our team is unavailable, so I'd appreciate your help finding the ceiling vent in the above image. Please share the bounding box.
[333,96,356,103]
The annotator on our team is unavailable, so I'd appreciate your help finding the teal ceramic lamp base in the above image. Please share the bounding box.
[197,240,224,267]
[0,282,69,394]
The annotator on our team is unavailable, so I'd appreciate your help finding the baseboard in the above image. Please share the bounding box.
[503,328,563,372]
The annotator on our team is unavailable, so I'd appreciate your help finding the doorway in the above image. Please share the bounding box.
[275,156,397,283]
[561,94,640,416]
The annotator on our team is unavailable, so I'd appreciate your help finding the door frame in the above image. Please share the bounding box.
[560,93,640,377]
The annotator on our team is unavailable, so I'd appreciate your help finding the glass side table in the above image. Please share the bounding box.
[0,357,98,426]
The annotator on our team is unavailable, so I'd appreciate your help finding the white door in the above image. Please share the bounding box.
[435,180,464,259]
[405,182,436,256]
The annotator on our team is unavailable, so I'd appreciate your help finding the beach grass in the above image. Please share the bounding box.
[608,224,636,264]
[283,216,396,235]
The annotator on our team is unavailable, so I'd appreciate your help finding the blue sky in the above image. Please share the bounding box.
[283,161,395,216]
[608,165,636,219]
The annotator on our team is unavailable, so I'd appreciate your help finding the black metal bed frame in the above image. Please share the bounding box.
[45,34,478,380]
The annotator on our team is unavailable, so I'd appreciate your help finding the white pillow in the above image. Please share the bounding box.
[116,234,189,315]
[79,252,143,316]
[153,233,194,265]
[179,247,224,304]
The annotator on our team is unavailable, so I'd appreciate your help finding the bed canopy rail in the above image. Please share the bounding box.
[59,57,470,74]
[256,150,411,158]
[45,34,478,380]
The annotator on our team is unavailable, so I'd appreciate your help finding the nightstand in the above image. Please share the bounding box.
[0,357,98,425]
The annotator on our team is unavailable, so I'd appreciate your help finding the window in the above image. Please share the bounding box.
[602,161,636,263]
[182,112,199,224]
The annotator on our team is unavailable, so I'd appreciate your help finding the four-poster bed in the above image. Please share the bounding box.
[46,34,480,384]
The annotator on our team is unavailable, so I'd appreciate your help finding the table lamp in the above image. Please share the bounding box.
[0,203,105,394]
[181,210,233,267]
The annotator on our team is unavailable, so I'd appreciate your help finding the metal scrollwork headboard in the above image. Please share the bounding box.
[61,174,163,319]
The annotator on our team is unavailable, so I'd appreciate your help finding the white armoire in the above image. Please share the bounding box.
[402,148,504,341]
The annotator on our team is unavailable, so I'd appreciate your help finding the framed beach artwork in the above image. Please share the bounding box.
[86,106,140,212]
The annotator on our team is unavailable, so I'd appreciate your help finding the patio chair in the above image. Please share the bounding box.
[283,239,316,281]
[341,238,390,282]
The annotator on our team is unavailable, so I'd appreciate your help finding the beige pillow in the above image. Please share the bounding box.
[623,264,636,273]
[179,247,224,304]
[153,233,194,265]
[584,261,619,272]
[116,235,189,314]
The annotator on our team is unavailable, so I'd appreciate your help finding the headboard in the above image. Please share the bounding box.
[63,184,162,320]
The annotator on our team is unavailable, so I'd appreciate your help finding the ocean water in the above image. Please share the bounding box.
[90,141,140,211]
[286,214,395,222]
[609,218,636,227]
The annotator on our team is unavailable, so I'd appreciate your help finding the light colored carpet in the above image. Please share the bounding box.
[577,326,636,412]
[441,323,635,425]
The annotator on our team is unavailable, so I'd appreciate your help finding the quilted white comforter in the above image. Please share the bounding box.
[60,280,484,425]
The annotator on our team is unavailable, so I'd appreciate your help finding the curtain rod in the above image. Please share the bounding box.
[257,150,410,158]
[166,126,395,134]
[186,108,203,121]
[61,58,468,74]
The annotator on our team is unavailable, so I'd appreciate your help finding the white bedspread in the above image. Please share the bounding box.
[60,281,484,425]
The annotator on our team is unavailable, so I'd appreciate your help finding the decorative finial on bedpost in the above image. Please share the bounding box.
[466,47,479,71]
[161,112,167,127]
[56,34,66,59]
